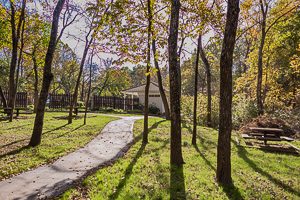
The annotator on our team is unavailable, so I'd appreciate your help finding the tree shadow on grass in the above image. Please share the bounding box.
[0,138,28,149]
[54,124,85,139]
[148,119,167,132]
[220,182,244,200]
[42,123,69,135]
[6,123,32,130]
[170,164,186,200]
[0,145,30,159]
[0,123,69,158]
[193,144,216,171]
[232,140,300,197]
[108,143,146,200]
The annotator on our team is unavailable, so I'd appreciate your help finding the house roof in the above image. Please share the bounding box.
[122,82,168,94]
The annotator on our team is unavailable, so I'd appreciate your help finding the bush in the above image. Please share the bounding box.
[98,107,115,112]
[149,104,160,115]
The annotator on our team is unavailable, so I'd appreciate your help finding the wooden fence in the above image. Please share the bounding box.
[0,91,28,108]
[48,93,73,110]
[47,94,140,111]
[92,96,139,110]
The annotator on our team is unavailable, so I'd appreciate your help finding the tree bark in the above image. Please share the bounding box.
[257,0,267,116]
[152,39,171,120]
[68,33,93,124]
[198,35,212,127]
[143,0,152,144]
[32,48,39,113]
[8,0,26,122]
[168,0,184,165]
[84,53,93,125]
[29,0,66,147]
[0,86,7,108]
[80,74,85,102]
[216,0,239,186]
[192,35,201,145]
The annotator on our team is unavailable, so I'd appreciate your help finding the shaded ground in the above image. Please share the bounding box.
[0,112,116,180]
[60,118,300,200]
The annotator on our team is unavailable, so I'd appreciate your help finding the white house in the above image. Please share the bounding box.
[121,82,169,113]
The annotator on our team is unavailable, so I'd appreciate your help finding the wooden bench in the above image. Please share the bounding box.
[242,127,294,145]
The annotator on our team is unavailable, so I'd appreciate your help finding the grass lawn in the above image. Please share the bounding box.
[60,117,300,200]
[0,112,117,180]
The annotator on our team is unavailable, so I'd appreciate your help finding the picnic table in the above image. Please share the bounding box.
[242,127,293,145]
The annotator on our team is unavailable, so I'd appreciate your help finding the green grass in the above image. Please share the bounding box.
[60,117,300,200]
[0,112,117,180]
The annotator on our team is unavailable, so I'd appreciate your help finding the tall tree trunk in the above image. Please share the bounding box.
[32,49,39,113]
[168,0,184,165]
[152,39,171,120]
[29,0,66,147]
[257,3,266,115]
[84,53,93,125]
[216,0,239,186]
[68,34,93,124]
[8,0,26,122]
[0,86,7,108]
[198,35,212,127]
[13,19,25,116]
[192,35,201,145]
[80,71,85,101]
[143,0,152,144]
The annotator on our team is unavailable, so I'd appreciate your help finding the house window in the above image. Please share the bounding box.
[149,94,160,97]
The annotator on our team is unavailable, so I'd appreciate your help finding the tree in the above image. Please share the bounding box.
[142,0,153,144]
[199,35,212,127]
[255,0,299,115]
[28,0,66,147]
[216,0,240,185]
[8,0,26,122]
[68,25,93,124]
[192,35,201,145]
[152,39,171,120]
[84,49,94,125]
[0,86,7,108]
[68,0,114,124]
[168,0,184,165]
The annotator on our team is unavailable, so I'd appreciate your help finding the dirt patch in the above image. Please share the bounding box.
[240,115,298,138]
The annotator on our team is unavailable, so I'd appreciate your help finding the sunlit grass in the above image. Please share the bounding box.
[60,117,300,199]
[0,112,117,180]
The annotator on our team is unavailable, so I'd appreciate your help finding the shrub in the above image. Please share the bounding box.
[149,104,160,115]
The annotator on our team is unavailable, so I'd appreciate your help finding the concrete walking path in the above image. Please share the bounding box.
[0,116,143,200]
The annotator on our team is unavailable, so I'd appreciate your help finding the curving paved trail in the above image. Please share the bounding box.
[0,115,143,200]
